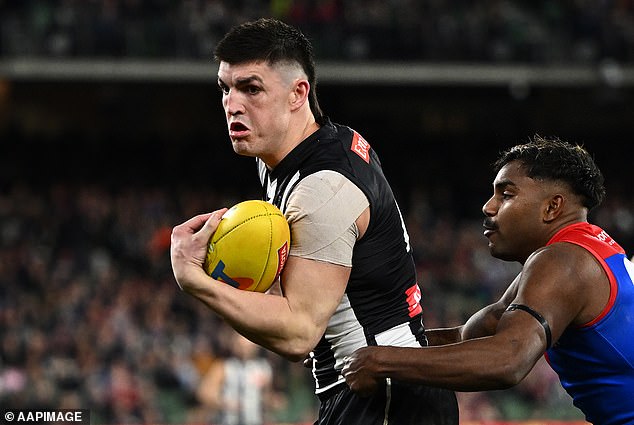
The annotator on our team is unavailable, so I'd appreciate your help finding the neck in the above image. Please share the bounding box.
[547,208,588,240]
[263,112,319,169]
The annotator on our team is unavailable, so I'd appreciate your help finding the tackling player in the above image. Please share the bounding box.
[343,137,634,425]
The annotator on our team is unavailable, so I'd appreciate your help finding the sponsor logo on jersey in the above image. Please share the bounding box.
[596,229,617,246]
[351,131,371,163]
[405,283,423,317]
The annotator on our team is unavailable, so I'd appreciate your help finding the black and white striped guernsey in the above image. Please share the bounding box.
[258,117,428,394]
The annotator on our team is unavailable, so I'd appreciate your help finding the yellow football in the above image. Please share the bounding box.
[203,200,290,292]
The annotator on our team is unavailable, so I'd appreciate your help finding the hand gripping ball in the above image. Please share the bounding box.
[203,200,290,292]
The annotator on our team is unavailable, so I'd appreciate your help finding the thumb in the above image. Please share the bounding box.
[197,208,228,242]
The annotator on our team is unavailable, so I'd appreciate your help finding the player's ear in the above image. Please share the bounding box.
[289,79,310,111]
[543,194,565,222]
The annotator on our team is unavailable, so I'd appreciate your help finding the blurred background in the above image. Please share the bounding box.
[1,1,633,424]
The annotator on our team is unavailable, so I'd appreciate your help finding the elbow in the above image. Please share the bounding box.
[284,351,310,363]
[492,364,525,389]
[486,355,533,390]
[269,319,325,362]
[274,338,316,363]
[475,334,542,390]
[279,345,312,363]
[278,325,324,362]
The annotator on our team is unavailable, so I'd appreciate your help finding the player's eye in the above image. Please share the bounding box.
[245,85,261,95]
[218,83,229,95]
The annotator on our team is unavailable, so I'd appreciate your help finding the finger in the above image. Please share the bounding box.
[341,357,352,375]
[179,213,215,233]
[196,208,228,241]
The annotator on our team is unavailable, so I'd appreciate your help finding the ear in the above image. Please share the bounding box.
[289,79,310,111]
[543,194,565,223]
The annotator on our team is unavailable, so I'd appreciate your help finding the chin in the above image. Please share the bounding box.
[231,141,256,157]
[489,244,510,261]
[490,249,519,263]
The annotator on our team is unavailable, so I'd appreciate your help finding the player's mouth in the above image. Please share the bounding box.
[229,121,250,139]
[483,219,497,237]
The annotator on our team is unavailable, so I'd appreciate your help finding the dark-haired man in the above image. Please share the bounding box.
[170,18,458,424]
[343,136,634,425]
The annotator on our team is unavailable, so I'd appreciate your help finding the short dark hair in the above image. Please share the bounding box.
[494,135,606,210]
[214,18,323,120]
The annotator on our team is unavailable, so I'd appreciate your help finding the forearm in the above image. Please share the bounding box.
[184,274,317,361]
[369,336,537,392]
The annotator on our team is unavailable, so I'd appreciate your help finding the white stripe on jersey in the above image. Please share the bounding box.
[280,171,300,212]
[257,158,267,186]
[374,321,424,347]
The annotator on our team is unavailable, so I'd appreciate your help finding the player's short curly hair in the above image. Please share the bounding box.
[214,18,323,120]
[494,135,606,210]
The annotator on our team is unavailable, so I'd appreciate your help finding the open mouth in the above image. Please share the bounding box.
[230,122,248,132]
[229,121,250,139]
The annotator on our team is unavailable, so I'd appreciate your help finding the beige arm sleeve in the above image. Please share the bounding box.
[285,170,369,267]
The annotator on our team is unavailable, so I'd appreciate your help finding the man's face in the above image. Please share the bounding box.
[482,161,551,263]
[217,60,298,163]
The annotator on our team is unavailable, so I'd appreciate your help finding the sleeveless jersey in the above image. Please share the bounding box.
[545,222,634,425]
[258,118,427,393]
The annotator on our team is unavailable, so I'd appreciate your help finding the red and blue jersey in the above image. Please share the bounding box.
[546,222,634,425]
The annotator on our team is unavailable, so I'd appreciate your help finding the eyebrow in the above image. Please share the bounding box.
[494,179,517,191]
[236,75,263,85]
[217,75,263,87]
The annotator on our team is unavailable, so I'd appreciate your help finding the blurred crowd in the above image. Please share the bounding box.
[2,1,634,422]
[1,174,631,423]
[1,0,634,63]
[0,180,315,424]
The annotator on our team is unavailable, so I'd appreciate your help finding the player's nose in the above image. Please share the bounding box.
[482,195,497,217]
[223,91,245,116]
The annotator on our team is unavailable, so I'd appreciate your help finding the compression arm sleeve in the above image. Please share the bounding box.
[285,170,369,267]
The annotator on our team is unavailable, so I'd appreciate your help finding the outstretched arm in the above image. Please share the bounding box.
[343,308,545,394]
[343,243,600,394]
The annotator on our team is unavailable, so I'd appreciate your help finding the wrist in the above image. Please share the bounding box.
[372,346,414,381]
[372,346,393,379]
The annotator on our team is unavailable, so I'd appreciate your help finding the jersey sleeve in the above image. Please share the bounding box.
[285,170,369,267]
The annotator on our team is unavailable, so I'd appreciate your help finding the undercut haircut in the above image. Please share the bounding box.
[494,135,606,210]
[214,18,323,120]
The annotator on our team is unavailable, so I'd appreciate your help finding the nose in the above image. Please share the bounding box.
[223,90,244,116]
[482,195,497,217]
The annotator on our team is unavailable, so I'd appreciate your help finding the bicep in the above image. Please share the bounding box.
[280,255,350,345]
[507,245,593,349]
[461,302,507,340]
[278,171,366,350]
[464,272,554,383]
